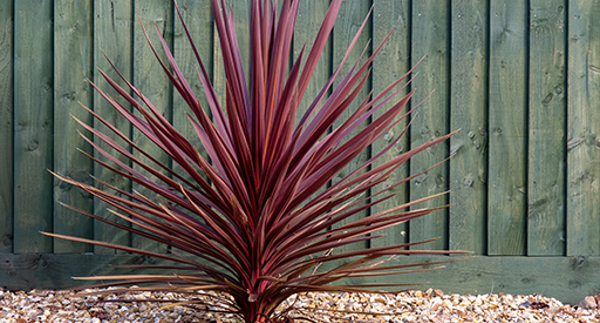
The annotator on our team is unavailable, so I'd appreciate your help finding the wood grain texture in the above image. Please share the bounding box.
[172,0,213,184]
[53,0,95,254]
[409,0,450,251]
[370,0,411,249]
[93,0,134,254]
[527,0,566,256]
[341,255,600,306]
[0,253,169,291]
[293,0,331,125]
[0,253,598,305]
[331,0,372,254]
[213,0,250,111]
[292,0,331,210]
[449,0,488,255]
[0,0,13,253]
[567,1,600,256]
[13,0,54,254]
[487,0,527,256]
[131,0,174,253]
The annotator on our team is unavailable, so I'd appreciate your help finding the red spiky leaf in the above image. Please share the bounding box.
[48,1,470,322]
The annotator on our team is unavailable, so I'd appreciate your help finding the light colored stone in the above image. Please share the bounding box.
[579,296,597,310]
[0,287,597,322]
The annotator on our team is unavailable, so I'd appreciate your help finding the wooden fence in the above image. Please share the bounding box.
[1,0,600,304]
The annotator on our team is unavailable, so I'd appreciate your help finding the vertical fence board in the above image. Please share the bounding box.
[294,0,331,122]
[488,0,527,255]
[330,0,372,254]
[172,0,213,185]
[6,0,600,263]
[409,1,450,251]
[567,1,600,256]
[53,0,95,254]
[449,0,488,254]
[371,0,411,249]
[131,0,174,253]
[213,0,250,111]
[170,1,213,258]
[13,0,54,254]
[293,0,331,208]
[0,0,13,253]
[527,0,566,256]
[93,0,134,254]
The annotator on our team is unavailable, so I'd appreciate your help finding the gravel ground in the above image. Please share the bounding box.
[0,287,598,323]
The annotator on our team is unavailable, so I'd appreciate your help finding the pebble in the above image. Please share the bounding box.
[580,296,598,310]
[0,287,597,322]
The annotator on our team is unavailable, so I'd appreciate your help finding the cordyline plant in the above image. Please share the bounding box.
[45,0,469,322]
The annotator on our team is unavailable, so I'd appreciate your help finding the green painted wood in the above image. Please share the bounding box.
[93,0,134,254]
[0,253,597,305]
[409,1,450,251]
[172,0,213,185]
[566,1,600,256]
[7,0,600,301]
[53,0,95,254]
[370,0,411,249]
[340,255,600,306]
[293,0,331,210]
[527,0,566,256]
[13,0,54,254]
[448,0,488,255]
[170,1,213,258]
[131,0,174,253]
[0,0,13,254]
[293,0,331,124]
[213,0,250,111]
[0,253,171,291]
[487,0,527,256]
[331,0,372,254]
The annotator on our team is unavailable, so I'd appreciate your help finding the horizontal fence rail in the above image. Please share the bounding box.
[0,0,599,303]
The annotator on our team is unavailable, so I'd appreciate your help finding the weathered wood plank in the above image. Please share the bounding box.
[487,0,527,255]
[331,0,372,254]
[527,0,566,256]
[293,0,331,124]
[53,0,95,254]
[131,0,174,253]
[409,1,450,251]
[0,253,598,305]
[292,0,331,210]
[448,0,488,255]
[172,0,213,185]
[344,255,600,306]
[93,0,134,254]
[13,0,54,254]
[567,1,600,256]
[0,0,13,254]
[213,0,250,111]
[370,0,411,249]
[0,253,169,291]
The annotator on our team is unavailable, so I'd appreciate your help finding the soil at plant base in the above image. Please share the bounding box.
[0,287,598,322]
